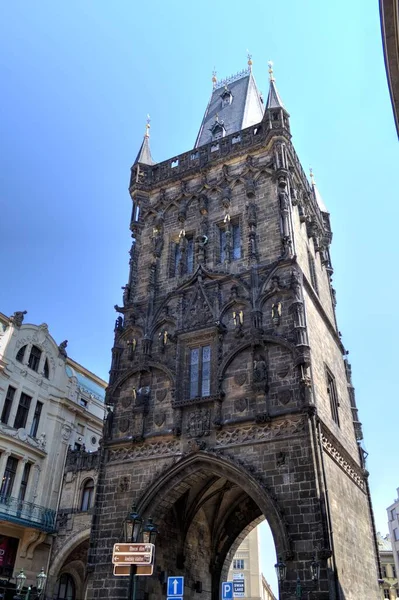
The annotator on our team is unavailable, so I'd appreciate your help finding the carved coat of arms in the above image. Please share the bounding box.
[186,408,211,438]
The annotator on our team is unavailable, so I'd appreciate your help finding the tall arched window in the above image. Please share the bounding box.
[43,358,50,379]
[16,345,27,363]
[28,345,42,372]
[56,574,75,600]
[80,479,95,511]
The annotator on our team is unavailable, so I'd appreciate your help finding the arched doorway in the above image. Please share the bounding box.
[135,452,290,600]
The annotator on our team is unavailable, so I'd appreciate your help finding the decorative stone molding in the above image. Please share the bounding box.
[108,439,181,463]
[216,415,305,448]
[0,423,47,453]
[319,429,365,492]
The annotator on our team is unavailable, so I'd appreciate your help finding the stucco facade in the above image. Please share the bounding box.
[0,311,105,596]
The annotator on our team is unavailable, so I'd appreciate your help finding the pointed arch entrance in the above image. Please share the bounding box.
[135,452,290,600]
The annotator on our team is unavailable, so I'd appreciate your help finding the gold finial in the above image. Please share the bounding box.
[247,51,253,71]
[212,68,217,89]
[268,60,275,82]
[309,167,315,185]
[145,114,151,138]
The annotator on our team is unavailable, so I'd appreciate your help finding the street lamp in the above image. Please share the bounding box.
[36,569,47,599]
[310,555,320,582]
[142,518,158,544]
[14,569,26,600]
[274,557,287,583]
[124,504,143,543]
[123,504,158,600]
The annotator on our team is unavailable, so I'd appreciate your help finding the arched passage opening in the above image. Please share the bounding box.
[135,452,290,600]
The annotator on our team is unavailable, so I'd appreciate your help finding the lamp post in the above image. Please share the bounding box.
[14,569,26,600]
[274,557,287,597]
[123,504,158,600]
[36,569,47,599]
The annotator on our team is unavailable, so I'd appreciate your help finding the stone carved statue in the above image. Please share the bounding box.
[115,316,123,332]
[105,406,114,439]
[253,356,267,384]
[58,340,68,358]
[10,310,27,327]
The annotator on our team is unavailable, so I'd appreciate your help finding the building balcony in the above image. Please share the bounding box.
[0,494,56,532]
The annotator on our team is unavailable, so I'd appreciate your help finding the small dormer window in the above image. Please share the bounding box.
[210,115,226,141]
[213,127,224,141]
[220,86,233,107]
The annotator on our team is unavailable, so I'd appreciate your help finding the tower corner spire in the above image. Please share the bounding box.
[133,114,155,166]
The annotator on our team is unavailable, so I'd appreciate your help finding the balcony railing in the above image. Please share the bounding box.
[0,494,56,532]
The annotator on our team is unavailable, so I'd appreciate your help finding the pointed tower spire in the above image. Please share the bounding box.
[133,115,155,166]
[309,167,328,213]
[263,61,290,133]
[265,61,285,109]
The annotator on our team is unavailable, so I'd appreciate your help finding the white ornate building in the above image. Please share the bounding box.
[0,310,106,594]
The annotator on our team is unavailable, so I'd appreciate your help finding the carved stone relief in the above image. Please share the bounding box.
[186,408,211,438]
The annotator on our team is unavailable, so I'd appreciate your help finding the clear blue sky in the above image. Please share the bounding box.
[1,0,398,594]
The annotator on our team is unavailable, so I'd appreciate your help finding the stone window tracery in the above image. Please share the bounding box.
[326,368,340,426]
[189,345,211,399]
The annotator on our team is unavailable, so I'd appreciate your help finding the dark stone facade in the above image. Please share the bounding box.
[87,81,380,600]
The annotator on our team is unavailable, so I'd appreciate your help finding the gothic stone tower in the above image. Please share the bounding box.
[88,63,380,600]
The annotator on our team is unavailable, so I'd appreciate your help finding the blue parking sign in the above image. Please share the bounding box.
[222,582,233,600]
[167,576,184,597]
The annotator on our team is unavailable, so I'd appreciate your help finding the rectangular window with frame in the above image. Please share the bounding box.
[308,248,319,295]
[30,401,43,438]
[189,345,211,399]
[0,456,18,498]
[219,221,241,263]
[391,508,397,521]
[233,559,244,569]
[18,462,31,503]
[326,369,340,426]
[13,392,32,429]
[394,528,399,542]
[1,386,16,424]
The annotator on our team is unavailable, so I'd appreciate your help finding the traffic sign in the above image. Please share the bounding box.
[113,543,154,554]
[233,579,245,597]
[113,554,152,564]
[222,582,233,600]
[167,597,183,600]
[112,543,154,566]
[113,565,154,577]
[167,576,184,596]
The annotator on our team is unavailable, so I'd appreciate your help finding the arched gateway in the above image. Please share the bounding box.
[88,64,380,600]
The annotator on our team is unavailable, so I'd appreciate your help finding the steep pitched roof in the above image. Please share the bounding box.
[195,69,264,148]
[266,78,285,110]
[133,133,155,166]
